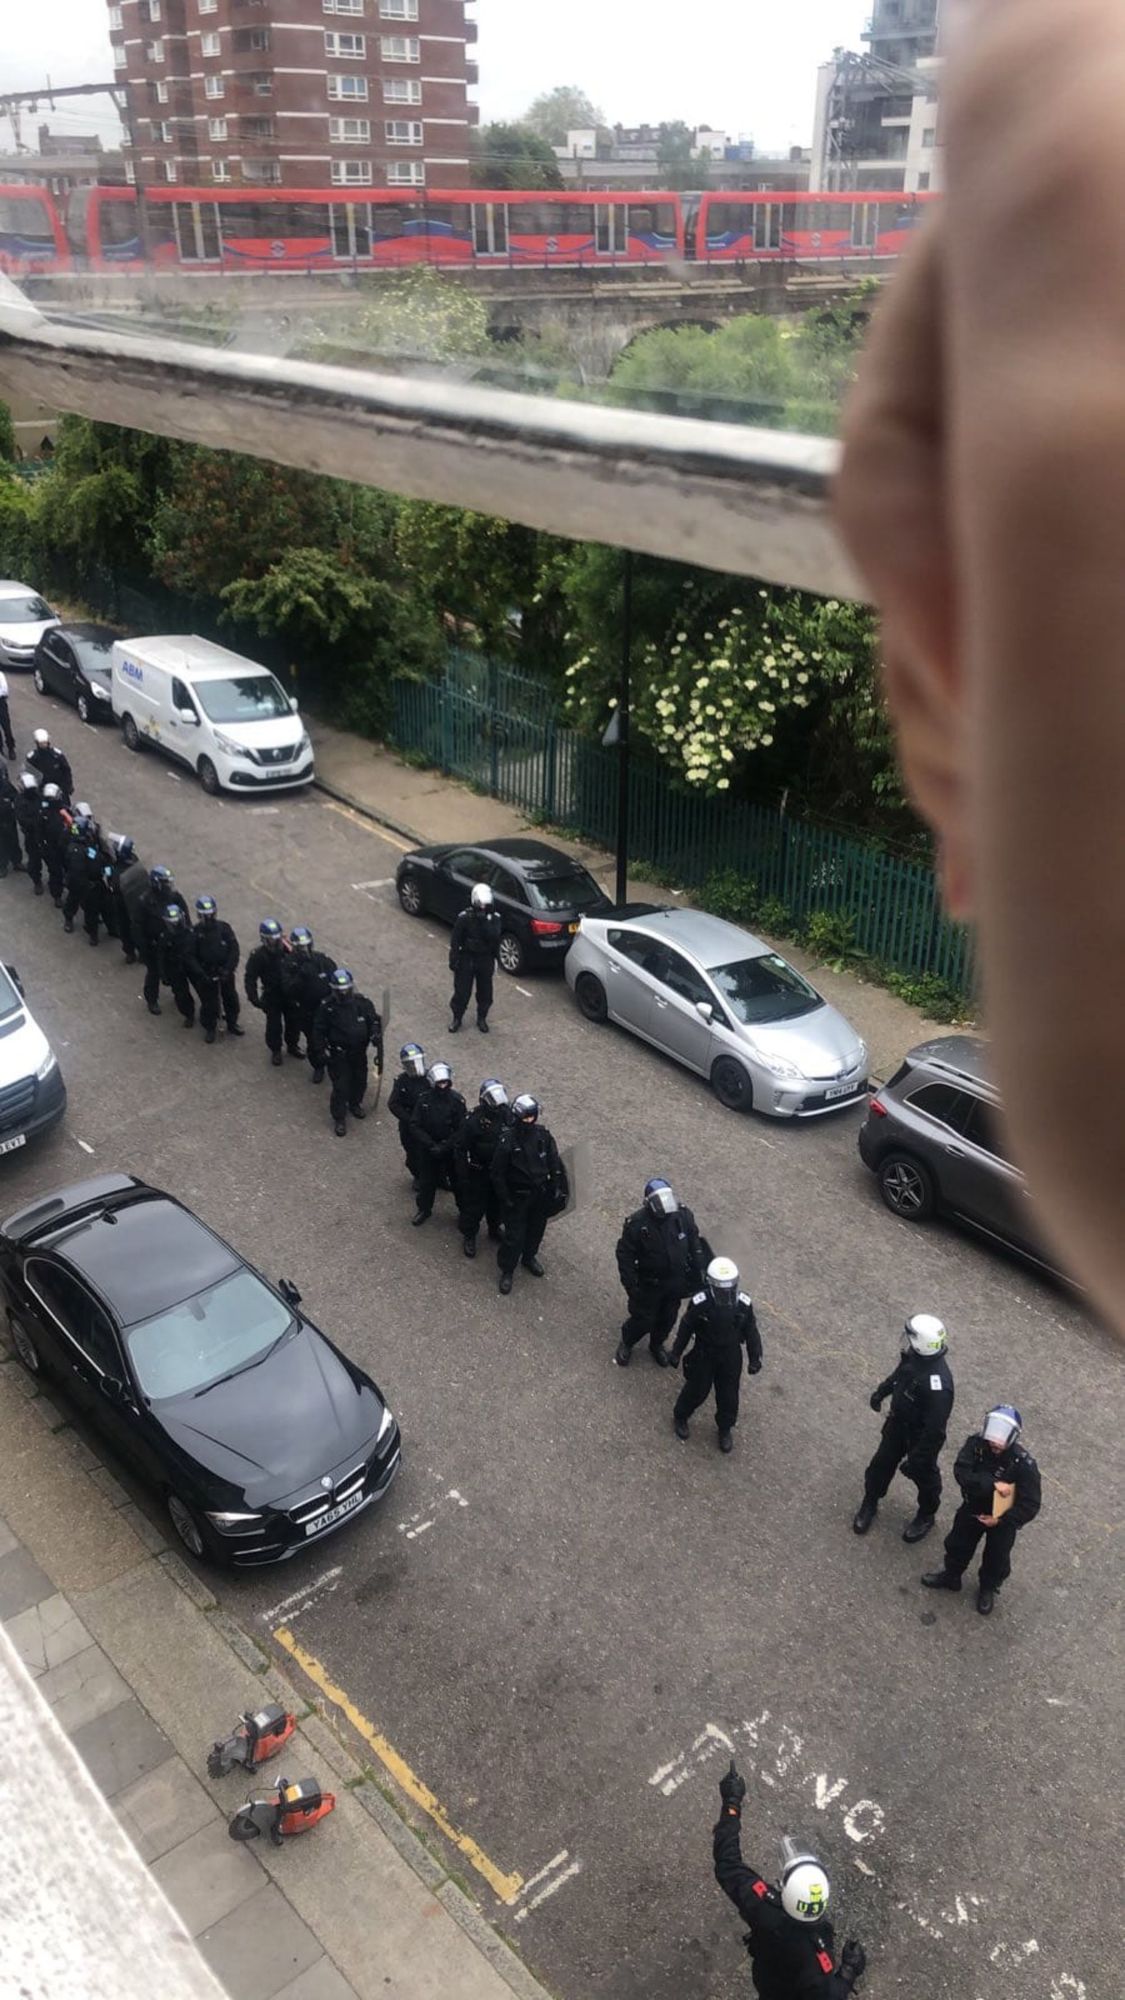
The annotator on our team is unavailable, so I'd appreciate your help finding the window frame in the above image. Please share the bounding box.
[24,1258,125,1380]
[324,28,366,57]
[383,76,421,104]
[385,119,423,147]
[330,159,374,186]
[327,73,369,101]
[380,33,420,61]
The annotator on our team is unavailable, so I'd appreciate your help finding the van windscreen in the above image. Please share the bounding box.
[194,675,292,724]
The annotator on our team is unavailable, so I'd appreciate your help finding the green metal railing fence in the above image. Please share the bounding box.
[391,660,974,998]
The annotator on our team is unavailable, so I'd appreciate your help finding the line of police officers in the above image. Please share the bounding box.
[1,731,1047,1994]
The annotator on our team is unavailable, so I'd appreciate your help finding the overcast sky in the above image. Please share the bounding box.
[2,1,869,156]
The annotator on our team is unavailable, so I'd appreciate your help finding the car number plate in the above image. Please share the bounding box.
[568,922,579,934]
[0,1133,27,1155]
[825,1081,857,1101]
[305,1490,365,1536]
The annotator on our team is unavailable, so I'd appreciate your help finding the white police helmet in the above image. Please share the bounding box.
[470,883,494,910]
[903,1313,947,1356]
[780,1841,831,1924]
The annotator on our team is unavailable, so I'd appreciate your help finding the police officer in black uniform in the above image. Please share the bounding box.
[101,834,140,962]
[27,728,73,802]
[714,1762,867,1998]
[449,883,502,1034]
[244,918,290,1066]
[923,1404,1042,1615]
[0,764,22,878]
[38,784,72,906]
[15,773,43,890]
[491,1095,568,1294]
[138,866,189,1014]
[454,1080,511,1257]
[159,903,196,1028]
[614,1177,711,1370]
[281,926,337,1069]
[410,1061,467,1221]
[61,809,106,944]
[853,1313,954,1543]
[671,1257,762,1453]
[310,967,383,1137]
[188,896,244,1044]
[388,1043,427,1181]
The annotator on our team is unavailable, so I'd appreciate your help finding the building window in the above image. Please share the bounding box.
[325,30,365,56]
[922,127,936,149]
[112,42,126,67]
[198,0,218,10]
[201,30,220,56]
[385,119,422,146]
[916,171,931,191]
[329,117,371,143]
[212,159,230,182]
[124,158,136,184]
[108,5,123,28]
[244,116,274,138]
[155,78,169,102]
[387,160,424,185]
[146,0,162,18]
[324,0,364,12]
[160,159,177,182]
[380,0,418,17]
[383,77,421,103]
[247,28,269,50]
[158,120,173,143]
[144,39,165,61]
[249,72,272,95]
[331,159,373,185]
[204,73,225,98]
[243,160,282,184]
[380,35,419,62]
[208,117,228,140]
[327,74,368,100]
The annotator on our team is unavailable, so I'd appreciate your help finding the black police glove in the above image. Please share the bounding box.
[869,1390,884,1412]
[719,1762,746,1812]
[840,1940,866,1986]
[748,1358,762,1376]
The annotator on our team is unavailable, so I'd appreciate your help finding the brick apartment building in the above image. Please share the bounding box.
[109,0,477,192]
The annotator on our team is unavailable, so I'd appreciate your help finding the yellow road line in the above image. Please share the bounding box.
[321,800,413,853]
[273,1625,523,1904]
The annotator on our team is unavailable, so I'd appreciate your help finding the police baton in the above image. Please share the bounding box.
[370,986,391,1111]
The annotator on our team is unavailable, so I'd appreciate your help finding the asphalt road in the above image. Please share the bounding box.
[1,697,1119,2000]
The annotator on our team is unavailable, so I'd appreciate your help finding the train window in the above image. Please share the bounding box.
[218,202,331,241]
[0,196,55,250]
[513,203,593,239]
[706,203,747,241]
[753,205,782,251]
[98,198,140,249]
[597,206,625,255]
[371,203,417,241]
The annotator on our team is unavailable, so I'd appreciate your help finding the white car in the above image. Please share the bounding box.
[111,634,314,796]
[566,905,868,1117]
[0,582,60,671]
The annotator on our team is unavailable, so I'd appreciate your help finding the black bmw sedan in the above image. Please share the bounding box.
[0,1173,401,1566]
[32,622,118,724]
[395,837,613,975]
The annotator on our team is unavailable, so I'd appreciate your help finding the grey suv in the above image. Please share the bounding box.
[857,1036,1065,1278]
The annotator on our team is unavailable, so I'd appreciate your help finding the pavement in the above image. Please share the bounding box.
[306,715,958,1083]
[0,690,1119,2000]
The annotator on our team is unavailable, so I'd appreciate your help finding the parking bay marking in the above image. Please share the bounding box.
[259,1566,343,1627]
[322,801,414,853]
[513,1850,583,1923]
[272,1627,523,1904]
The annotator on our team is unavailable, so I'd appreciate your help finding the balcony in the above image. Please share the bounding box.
[465,59,478,85]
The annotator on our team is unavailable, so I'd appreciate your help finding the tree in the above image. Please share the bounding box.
[656,122,712,192]
[308,267,491,370]
[472,123,563,191]
[0,403,15,464]
[523,85,605,148]
[394,503,568,666]
[148,450,349,599]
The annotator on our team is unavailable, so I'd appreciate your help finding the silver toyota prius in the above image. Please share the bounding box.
[565,905,868,1117]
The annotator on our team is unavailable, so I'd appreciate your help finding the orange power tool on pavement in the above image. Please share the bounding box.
[228,1776,337,1846]
[207,1703,296,1779]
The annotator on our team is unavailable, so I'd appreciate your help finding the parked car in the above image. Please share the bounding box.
[0,960,66,1155]
[32,622,117,723]
[857,1035,1066,1277]
[111,634,314,795]
[0,1173,401,1565]
[566,905,868,1117]
[396,837,613,975]
[0,582,59,671]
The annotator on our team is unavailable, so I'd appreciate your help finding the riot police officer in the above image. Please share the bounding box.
[244,918,290,1065]
[614,1178,711,1369]
[188,896,244,1043]
[714,1763,867,1998]
[491,1095,568,1294]
[449,883,502,1034]
[0,672,15,762]
[38,784,72,906]
[310,968,383,1137]
[388,1043,427,1180]
[0,763,22,878]
[27,728,72,802]
[853,1314,954,1543]
[15,773,43,890]
[159,903,196,1027]
[923,1405,1042,1615]
[138,867,190,1014]
[410,1061,467,1221]
[61,810,106,945]
[101,834,140,962]
[670,1257,762,1453]
[454,1080,511,1257]
[281,926,336,1068]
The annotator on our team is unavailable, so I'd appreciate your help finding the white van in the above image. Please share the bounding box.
[0,960,66,1155]
[110,635,314,797]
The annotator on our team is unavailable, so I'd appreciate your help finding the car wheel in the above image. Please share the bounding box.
[121,713,142,753]
[878,1153,936,1221]
[197,757,220,797]
[166,1491,212,1562]
[33,667,46,696]
[8,1313,42,1377]
[497,931,525,977]
[574,972,608,1022]
[711,1056,753,1113]
[397,872,425,917]
[77,694,91,725]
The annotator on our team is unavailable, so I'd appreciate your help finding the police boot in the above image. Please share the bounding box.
[462,1234,477,1258]
[498,1271,513,1295]
[448,1015,461,1034]
[673,1414,690,1442]
[521,1255,544,1277]
[477,1017,489,1034]
[147,1001,162,1017]
[614,1341,631,1368]
[651,1344,672,1368]
[310,1066,324,1084]
[334,1119,347,1137]
[852,1499,878,1535]
[921,1570,962,1592]
[718,1429,734,1454]
[903,1512,936,1543]
[976,1585,997,1616]
[227,1023,245,1036]
[204,1028,217,1045]
[349,1103,366,1119]
[63,917,74,933]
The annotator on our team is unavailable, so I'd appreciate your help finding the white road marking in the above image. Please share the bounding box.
[76,1139,95,1155]
[249,806,282,815]
[259,1566,343,1626]
[990,1940,1039,1966]
[513,1859,583,1922]
[404,1518,435,1540]
[352,879,393,892]
[515,985,533,998]
[321,801,413,852]
[517,1850,570,1898]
